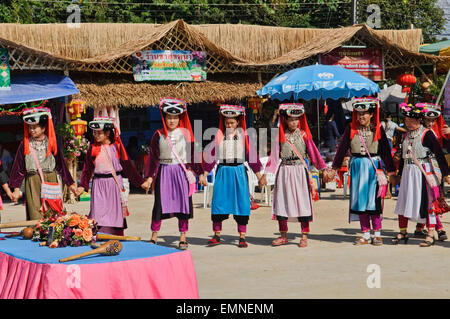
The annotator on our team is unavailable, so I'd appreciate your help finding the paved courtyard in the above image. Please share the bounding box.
[2,186,450,298]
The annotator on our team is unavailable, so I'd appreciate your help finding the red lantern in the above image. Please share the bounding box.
[396,73,417,94]
[70,119,87,139]
[66,99,86,120]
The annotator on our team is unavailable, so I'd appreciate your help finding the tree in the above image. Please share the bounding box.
[357,0,445,42]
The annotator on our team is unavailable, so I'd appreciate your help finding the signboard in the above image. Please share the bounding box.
[132,50,207,82]
[444,73,450,118]
[321,47,384,81]
[0,48,11,90]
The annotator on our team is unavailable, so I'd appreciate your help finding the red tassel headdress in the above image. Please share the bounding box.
[278,103,312,143]
[22,101,57,157]
[216,104,249,150]
[158,97,194,143]
[350,97,381,142]
[89,107,128,160]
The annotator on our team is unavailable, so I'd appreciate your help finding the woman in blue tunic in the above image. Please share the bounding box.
[330,98,395,246]
[199,105,267,248]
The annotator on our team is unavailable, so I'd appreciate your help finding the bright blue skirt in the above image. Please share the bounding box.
[211,164,251,216]
[349,157,378,213]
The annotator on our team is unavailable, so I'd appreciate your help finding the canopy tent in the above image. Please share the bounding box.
[420,40,450,55]
[0,73,79,105]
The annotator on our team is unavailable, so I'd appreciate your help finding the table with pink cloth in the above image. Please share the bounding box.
[0,234,199,299]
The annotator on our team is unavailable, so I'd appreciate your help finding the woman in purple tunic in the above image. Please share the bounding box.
[144,98,202,250]
[77,108,149,236]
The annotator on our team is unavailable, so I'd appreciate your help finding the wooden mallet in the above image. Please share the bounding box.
[59,240,122,263]
[0,220,39,229]
[96,233,141,241]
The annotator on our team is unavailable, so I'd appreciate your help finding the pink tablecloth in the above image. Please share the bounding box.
[0,250,199,299]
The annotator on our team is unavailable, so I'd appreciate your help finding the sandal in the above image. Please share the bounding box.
[413,229,428,239]
[354,237,370,246]
[372,237,383,246]
[438,230,448,241]
[392,232,408,245]
[419,236,435,247]
[298,238,308,248]
[178,241,189,250]
[207,235,221,246]
[238,237,248,248]
[272,236,288,246]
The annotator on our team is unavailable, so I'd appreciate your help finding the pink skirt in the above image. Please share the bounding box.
[272,164,313,222]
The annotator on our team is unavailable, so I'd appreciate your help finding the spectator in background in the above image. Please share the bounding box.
[0,143,13,175]
[381,112,406,149]
[323,113,341,153]
[126,136,139,165]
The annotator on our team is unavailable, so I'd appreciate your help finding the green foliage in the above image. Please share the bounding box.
[358,0,445,43]
[0,0,444,40]
[55,123,73,140]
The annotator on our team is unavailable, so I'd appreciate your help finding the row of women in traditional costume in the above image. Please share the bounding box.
[330,99,449,247]
[5,97,449,249]
[143,98,332,249]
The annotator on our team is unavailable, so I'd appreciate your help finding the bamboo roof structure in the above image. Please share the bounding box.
[0,20,446,107]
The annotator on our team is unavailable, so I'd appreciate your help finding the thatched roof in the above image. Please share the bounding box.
[1,20,447,108]
[0,20,444,73]
[70,72,264,108]
[0,21,422,62]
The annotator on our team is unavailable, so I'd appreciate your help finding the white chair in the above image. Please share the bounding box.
[245,162,259,197]
[203,165,217,208]
[343,172,349,197]
[262,171,276,205]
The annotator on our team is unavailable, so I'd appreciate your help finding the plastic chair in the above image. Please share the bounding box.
[203,165,216,208]
[244,162,259,197]
[343,172,349,197]
[310,172,321,198]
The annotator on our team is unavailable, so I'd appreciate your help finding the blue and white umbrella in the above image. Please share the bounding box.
[257,64,380,101]
[257,64,380,141]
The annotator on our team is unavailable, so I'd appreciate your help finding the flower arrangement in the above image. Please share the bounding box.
[64,136,90,159]
[55,123,90,160]
[33,209,98,248]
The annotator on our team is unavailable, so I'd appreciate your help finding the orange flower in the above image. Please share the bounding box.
[74,228,83,237]
[68,214,81,227]
[78,219,89,230]
[82,228,93,242]
[49,241,59,248]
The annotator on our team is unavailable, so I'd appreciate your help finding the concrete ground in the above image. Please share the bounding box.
[2,186,450,299]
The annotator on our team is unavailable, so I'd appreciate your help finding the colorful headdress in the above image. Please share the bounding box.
[219,104,245,118]
[89,107,128,161]
[352,97,379,112]
[279,103,305,118]
[278,103,312,143]
[22,101,57,157]
[88,107,115,131]
[158,97,194,142]
[215,104,248,150]
[418,103,442,119]
[160,97,187,115]
[416,103,447,146]
[350,97,381,142]
[400,102,427,119]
